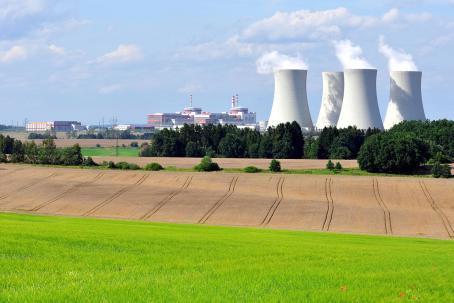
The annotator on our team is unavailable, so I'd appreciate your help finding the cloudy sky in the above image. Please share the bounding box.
[1,0,454,125]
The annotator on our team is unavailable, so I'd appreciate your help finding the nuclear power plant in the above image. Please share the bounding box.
[316,72,344,129]
[268,69,313,131]
[335,69,384,130]
[383,71,426,130]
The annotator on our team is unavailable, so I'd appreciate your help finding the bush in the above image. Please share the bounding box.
[194,156,221,172]
[357,133,429,174]
[326,160,335,170]
[115,161,140,170]
[96,144,101,148]
[269,159,281,172]
[144,162,163,171]
[244,166,261,173]
[83,157,98,167]
[432,162,452,178]
[335,162,343,170]
[107,161,116,169]
[130,141,139,148]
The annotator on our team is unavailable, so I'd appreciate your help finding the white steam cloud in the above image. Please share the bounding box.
[256,51,308,74]
[378,36,418,71]
[333,40,374,69]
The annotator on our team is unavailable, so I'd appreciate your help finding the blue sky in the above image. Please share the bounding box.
[1,0,454,125]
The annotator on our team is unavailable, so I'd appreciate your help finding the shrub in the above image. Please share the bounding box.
[0,153,6,163]
[432,162,452,178]
[96,144,101,148]
[326,160,335,170]
[269,159,281,172]
[130,141,139,148]
[335,162,343,170]
[115,161,140,170]
[107,161,116,169]
[145,162,163,171]
[357,133,429,174]
[194,156,221,172]
[83,157,98,167]
[244,166,261,173]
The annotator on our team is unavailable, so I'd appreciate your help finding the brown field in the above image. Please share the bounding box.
[92,156,359,169]
[1,164,453,239]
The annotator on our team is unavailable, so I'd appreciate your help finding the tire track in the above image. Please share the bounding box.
[30,172,105,212]
[419,180,454,238]
[140,175,193,220]
[372,178,393,235]
[198,176,238,224]
[322,178,334,231]
[0,173,58,202]
[261,177,285,226]
[0,167,25,179]
[84,174,150,216]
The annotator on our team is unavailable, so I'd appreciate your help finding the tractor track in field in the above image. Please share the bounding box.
[322,178,334,231]
[30,173,105,212]
[198,176,238,224]
[419,180,454,238]
[372,178,393,235]
[0,173,58,203]
[261,177,285,226]
[140,176,193,220]
[84,174,150,216]
[0,167,25,179]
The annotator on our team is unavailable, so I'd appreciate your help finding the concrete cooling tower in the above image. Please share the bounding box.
[316,72,344,129]
[268,69,313,131]
[337,69,383,130]
[383,71,426,130]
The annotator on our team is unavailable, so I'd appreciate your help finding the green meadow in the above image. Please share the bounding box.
[81,147,139,157]
[1,213,453,302]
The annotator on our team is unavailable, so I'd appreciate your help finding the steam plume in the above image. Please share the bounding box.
[379,36,418,71]
[256,51,308,74]
[333,40,374,69]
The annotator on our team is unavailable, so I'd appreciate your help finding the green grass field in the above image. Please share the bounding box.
[81,147,139,157]
[1,214,453,302]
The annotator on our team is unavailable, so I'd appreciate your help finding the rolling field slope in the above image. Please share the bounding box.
[1,164,454,239]
[1,213,454,302]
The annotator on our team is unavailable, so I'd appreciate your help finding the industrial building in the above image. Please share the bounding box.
[147,95,257,129]
[316,72,344,129]
[268,69,313,132]
[26,121,84,132]
[383,71,426,130]
[337,69,384,130]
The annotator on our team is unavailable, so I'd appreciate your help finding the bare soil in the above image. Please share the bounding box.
[1,164,453,239]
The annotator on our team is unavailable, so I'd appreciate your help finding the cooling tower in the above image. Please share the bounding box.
[316,72,344,129]
[337,69,383,130]
[268,69,313,131]
[383,71,425,130]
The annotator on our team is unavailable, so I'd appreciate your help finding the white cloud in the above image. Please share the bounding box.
[379,36,418,71]
[0,0,47,21]
[333,40,374,69]
[0,45,28,63]
[48,44,65,55]
[96,44,144,64]
[256,51,308,74]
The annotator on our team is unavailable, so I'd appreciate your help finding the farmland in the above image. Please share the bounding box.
[1,164,453,239]
[1,213,454,302]
[81,147,139,157]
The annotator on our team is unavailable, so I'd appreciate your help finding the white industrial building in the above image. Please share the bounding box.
[26,121,84,132]
[337,69,384,130]
[316,72,344,129]
[268,69,313,132]
[383,71,426,130]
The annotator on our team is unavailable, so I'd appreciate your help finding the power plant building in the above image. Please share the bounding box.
[383,71,426,130]
[147,96,257,129]
[337,69,384,130]
[316,72,344,129]
[268,69,313,131]
[26,121,83,132]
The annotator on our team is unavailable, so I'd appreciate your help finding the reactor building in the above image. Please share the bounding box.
[337,69,384,130]
[383,71,426,130]
[316,72,344,129]
[268,69,313,131]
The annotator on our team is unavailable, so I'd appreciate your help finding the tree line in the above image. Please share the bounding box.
[0,135,85,166]
[140,122,305,159]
